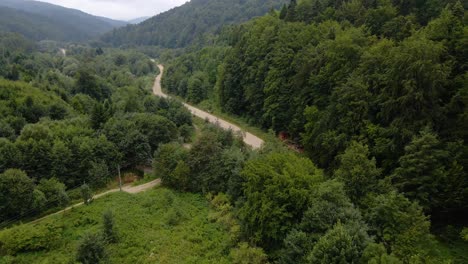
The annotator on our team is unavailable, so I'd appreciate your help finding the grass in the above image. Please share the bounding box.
[0,188,233,264]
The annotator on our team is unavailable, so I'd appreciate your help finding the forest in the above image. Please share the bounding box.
[101,0,289,48]
[0,32,192,226]
[0,0,467,263]
[160,0,468,262]
[0,0,125,42]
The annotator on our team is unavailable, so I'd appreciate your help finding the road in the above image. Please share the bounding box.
[32,179,161,223]
[153,64,264,149]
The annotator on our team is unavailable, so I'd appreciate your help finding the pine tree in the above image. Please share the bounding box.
[279,4,288,20]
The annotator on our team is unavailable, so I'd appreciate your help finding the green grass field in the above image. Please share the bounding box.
[0,188,233,264]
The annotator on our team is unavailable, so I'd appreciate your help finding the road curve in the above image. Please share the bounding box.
[153,65,264,149]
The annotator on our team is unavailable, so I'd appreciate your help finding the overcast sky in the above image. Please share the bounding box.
[38,0,188,20]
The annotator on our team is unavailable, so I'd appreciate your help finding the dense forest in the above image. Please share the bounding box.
[0,0,467,263]
[0,32,192,225]
[0,0,125,41]
[101,0,289,48]
[159,0,468,262]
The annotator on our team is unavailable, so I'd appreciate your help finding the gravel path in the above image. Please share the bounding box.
[31,179,161,223]
[153,64,264,149]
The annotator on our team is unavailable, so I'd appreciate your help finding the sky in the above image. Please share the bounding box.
[37,0,188,21]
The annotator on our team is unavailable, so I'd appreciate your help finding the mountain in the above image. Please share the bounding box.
[0,0,126,41]
[101,0,288,48]
[128,16,150,24]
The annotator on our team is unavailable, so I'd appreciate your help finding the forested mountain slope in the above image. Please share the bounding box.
[0,0,126,41]
[101,0,288,48]
[163,0,468,224]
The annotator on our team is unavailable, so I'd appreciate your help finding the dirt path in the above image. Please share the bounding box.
[153,64,264,149]
[31,179,161,223]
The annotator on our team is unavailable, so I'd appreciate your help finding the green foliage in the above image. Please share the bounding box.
[102,210,118,243]
[461,228,468,241]
[102,0,289,48]
[0,189,236,263]
[0,0,124,41]
[230,242,269,264]
[37,178,69,207]
[238,152,324,247]
[364,191,434,261]
[0,169,36,221]
[334,141,382,203]
[88,161,111,188]
[0,222,62,255]
[75,233,107,264]
[360,243,403,264]
[81,184,93,205]
[306,222,368,264]
[153,143,189,188]
[392,128,467,214]
[161,0,468,228]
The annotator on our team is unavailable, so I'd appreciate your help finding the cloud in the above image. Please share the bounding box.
[37,0,188,20]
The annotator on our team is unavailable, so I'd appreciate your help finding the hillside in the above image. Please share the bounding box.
[0,189,241,263]
[128,17,150,24]
[0,0,126,41]
[101,0,288,48]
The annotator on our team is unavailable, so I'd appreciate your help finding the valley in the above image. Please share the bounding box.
[0,0,467,263]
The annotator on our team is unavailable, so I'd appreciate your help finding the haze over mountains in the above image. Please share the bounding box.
[0,0,126,41]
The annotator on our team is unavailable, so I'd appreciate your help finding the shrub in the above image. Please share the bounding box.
[75,233,107,264]
[0,223,62,255]
[102,210,118,243]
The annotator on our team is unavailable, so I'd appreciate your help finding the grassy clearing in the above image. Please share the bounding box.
[0,188,233,264]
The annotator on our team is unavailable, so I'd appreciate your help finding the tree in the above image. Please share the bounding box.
[81,184,93,205]
[230,243,269,264]
[76,233,107,264]
[50,140,73,185]
[307,222,369,264]
[132,113,178,151]
[102,210,118,243]
[238,152,324,247]
[364,191,433,260]
[361,243,403,264]
[0,169,36,221]
[153,143,189,187]
[0,138,19,172]
[37,178,69,207]
[88,161,110,188]
[334,141,382,203]
[186,131,224,192]
[170,161,191,191]
[279,4,288,19]
[392,129,466,214]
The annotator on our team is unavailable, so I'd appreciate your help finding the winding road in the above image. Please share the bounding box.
[153,65,264,149]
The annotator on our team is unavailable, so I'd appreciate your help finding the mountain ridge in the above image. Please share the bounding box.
[0,0,126,41]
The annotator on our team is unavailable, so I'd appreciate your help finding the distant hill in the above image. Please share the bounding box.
[128,17,150,24]
[0,0,126,41]
[101,0,288,48]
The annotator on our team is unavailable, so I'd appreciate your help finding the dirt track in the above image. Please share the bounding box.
[31,179,161,223]
[153,64,264,149]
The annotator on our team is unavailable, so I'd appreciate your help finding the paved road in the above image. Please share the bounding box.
[153,65,264,149]
[31,179,161,223]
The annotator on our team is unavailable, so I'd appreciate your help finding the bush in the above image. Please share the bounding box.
[102,210,118,243]
[75,233,107,264]
[0,223,62,255]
